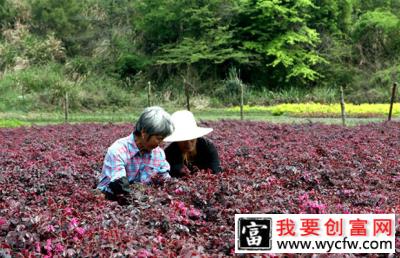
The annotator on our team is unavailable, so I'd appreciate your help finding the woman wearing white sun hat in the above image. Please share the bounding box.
[164,110,222,177]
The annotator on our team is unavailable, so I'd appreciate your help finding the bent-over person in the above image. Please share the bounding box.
[97,106,174,201]
[164,110,222,177]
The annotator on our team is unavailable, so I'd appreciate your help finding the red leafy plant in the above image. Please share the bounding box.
[0,121,399,256]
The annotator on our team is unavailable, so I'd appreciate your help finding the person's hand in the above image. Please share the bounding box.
[116,194,131,206]
[179,166,191,177]
[190,165,200,174]
[150,173,169,186]
[109,177,131,195]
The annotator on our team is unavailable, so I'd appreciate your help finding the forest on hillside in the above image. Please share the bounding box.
[1,0,400,111]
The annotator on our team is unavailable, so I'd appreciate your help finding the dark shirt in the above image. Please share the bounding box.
[165,137,222,177]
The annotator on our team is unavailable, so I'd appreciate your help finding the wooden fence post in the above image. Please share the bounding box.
[147,81,152,107]
[388,82,397,121]
[184,78,190,111]
[64,91,69,123]
[240,82,244,120]
[340,86,346,126]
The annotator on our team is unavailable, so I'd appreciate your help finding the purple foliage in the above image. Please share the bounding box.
[0,121,399,256]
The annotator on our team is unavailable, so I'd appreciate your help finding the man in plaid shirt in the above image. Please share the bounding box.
[97,106,174,200]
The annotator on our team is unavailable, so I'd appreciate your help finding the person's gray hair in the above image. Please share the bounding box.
[134,106,174,137]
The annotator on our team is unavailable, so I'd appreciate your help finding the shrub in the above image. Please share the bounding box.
[214,68,248,106]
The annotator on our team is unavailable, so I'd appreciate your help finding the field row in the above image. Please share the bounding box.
[0,121,399,256]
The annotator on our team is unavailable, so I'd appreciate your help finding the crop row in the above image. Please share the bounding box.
[0,121,399,256]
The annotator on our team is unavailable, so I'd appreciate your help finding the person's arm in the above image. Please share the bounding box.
[164,143,187,177]
[203,139,222,174]
[100,149,131,195]
[141,148,172,184]
[155,149,171,181]
[169,163,186,177]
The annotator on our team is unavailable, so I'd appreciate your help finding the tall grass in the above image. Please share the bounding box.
[238,86,339,106]
[0,64,142,112]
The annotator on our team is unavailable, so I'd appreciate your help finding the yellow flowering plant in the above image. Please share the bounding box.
[227,103,400,117]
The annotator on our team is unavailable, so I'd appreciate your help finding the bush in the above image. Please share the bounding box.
[214,68,248,106]
[0,66,65,111]
[0,64,132,111]
[76,76,135,110]
[116,53,151,83]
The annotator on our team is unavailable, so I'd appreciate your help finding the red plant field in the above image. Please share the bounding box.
[0,121,399,257]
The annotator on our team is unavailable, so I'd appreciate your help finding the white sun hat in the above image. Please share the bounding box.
[163,110,213,142]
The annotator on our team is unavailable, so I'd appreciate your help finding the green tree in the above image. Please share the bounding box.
[352,10,400,69]
[0,0,30,29]
[132,0,249,87]
[237,0,326,87]
[0,0,16,27]
[158,20,249,67]
[309,0,355,90]
[352,0,400,13]
[309,0,353,34]
[132,0,184,55]
[30,0,89,55]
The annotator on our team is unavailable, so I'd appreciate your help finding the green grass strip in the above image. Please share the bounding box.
[0,108,391,128]
[0,119,30,128]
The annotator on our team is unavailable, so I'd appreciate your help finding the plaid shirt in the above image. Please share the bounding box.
[97,133,171,194]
